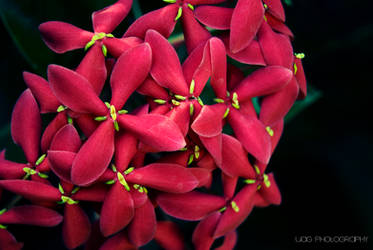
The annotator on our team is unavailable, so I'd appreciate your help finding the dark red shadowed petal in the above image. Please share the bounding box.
[230,0,264,53]
[215,231,238,250]
[75,114,100,138]
[181,5,211,53]
[126,163,198,193]
[145,30,189,96]
[258,21,294,69]
[294,57,307,99]
[110,43,152,110]
[62,204,91,249]
[128,199,156,247]
[23,72,61,113]
[49,124,81,152]
[0,180,60,202]
[71,183,108,202]
[192,212,221,250]
[165,101,191,137]
[213,184,257,238]
[47,150,75,183]
[199,135,222,167]
[137,76,170,100]
[48,64,107,116]
[197,153,217,171]
[265,13,294,38]
[221,134,255,178]
[259,173,281,205]
[209,38,227,99]
[84,222,106,250]
[222,173,238,199]
[195,6,233,30]
[222,34,266,66]
[11,89,41,165]
[228,109,271,164]
[118,114,186,151]
[154,221,184,250]
[259,76,299,126]
[227,64,245,92]
[100,231,136,250]
[76,44,107,95]
[114,132,138,173]
[191,104,226,137]
[71,121,114,186]
[92,0,132,33]
[124,4,179,39]
[0,229,23,250]
[41,112,67,153]
[234,66,293,101]
[263,0,285,22]
[0,159,26,180]
[189,168,212,188]
[100,181,134,236]
[157,191,226,220]
[0,205,62,226]
[104,37,142,58]
[39,21,93,53]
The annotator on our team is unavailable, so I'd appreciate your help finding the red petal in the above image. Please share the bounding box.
[195,6,233,30]
[74,114,100,138]
[189,0,227,3]
[137,76,170,99]
[76,44,107,95]
[92,0,132,33]
[71,183,108,202]
[266,13,294,38]
[165,101,191,137]
[126,163,198,193]
[258,172,281,205]
[192,212,221,250]
[62,204,91,249]
[222,173,238,199]
[294,57,307,99]
[214,184,256,238]
[0,205,62,226]
[259,76,299,126]
[48,65,107,116]
[227,64,245,92]
[11,89,41,165]
[0,180,60,202]
[270,119,284,153]
[23,72,61,113]
[0,159,26,180]
[208,38,228,99]
[191,104,226,137]
[47,150,75,183]
[114,132,138,173]
[258,21,294,69]
[145,30,188,95]
[100,231,136,250]
[128,199,156,247]
[104,37,143,58]
[220,134,255,178]
[222,35,266,66]
[189,167,212,188]
[215,231,238,250]
[100,181,134,236]
[118,114,186,151]
[233,66,293,101]
[181,5,211,53]
[196,153,216,171]
[41,112,68,153]
[200,135,222,167]
[129,186,148,208]
[228,109,271,164]
[230,0,264,53]
[0,229,23,250]
[71,121,114,186]
[39,21,92,53]
[124,4,179,39]
[263,0,285,22]
[110,43,152,110]
[49,124,81,152]
[154,221,184,250]
[157,191,225,220]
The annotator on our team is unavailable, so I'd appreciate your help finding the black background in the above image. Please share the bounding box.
[0,0,372,249]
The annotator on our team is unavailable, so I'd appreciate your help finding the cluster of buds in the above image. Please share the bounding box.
[0,0,307,249]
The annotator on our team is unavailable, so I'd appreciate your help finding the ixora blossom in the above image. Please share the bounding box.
[0,0,308,249]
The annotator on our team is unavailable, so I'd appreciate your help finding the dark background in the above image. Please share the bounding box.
[0,0,372,249]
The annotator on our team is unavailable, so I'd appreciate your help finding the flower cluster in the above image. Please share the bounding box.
[0,0,307,249]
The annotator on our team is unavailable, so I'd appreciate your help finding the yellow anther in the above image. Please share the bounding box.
[171,99,180,106]
[263,174,271,188]
[61,196,79,205]
[266,126,274,137]
[231,201,240,213]
[117,172,130,191]
[189,79,195,95]
[110,105,117,121]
